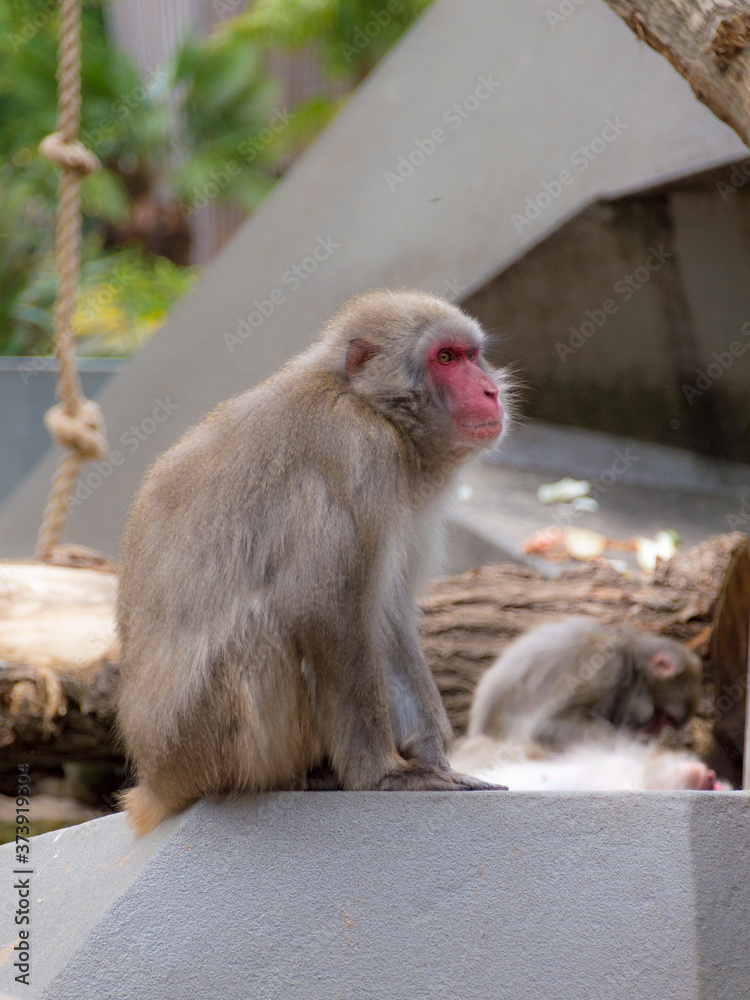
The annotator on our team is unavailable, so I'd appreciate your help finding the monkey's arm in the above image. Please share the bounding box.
[300,603,492,790]
[291,490,495,790]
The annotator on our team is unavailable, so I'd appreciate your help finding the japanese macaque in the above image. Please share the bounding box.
[117,290,512,836]
[451,616,717,792]
[450,735,728,792]
[467,617,703,750]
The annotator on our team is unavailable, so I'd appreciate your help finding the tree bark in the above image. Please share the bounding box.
[601,0,750,147]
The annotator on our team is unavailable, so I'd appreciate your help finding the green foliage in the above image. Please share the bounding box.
[170,30,282,210]
[228,0,433,79]
[8,240,196,358]
[0,0,175,354]
[0,161,55,355]
[72,244,197,357]
[0,0,433,356]
[0,1,157,226]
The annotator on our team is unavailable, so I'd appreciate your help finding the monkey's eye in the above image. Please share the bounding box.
[437,349,454,364]
[467,349,477,362]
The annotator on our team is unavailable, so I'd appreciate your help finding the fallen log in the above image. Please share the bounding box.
[0,551,119,767]
[0,535,747,784]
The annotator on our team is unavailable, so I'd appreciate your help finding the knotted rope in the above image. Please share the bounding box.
[36,0,107,555]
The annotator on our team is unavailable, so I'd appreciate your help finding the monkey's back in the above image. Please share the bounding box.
[467,617,631,741]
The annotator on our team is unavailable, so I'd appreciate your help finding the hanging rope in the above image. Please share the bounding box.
[36,0,107,556]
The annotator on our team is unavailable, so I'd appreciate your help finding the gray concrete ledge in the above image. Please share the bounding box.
[1,792,747,1000]
[497,421,750,496]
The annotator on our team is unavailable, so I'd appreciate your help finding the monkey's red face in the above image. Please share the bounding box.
[426,341,504,445]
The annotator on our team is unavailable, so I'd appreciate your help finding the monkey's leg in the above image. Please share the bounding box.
[306,624,503,792]
[199,634,319,792]
[382,610,505,791]
[122,631,319,837]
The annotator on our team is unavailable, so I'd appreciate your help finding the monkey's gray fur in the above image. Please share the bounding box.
[468,617,702,750]
[117,290,513,834]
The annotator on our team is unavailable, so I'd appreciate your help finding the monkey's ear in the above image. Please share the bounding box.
[345,337,381,378]
[649,651,682,677]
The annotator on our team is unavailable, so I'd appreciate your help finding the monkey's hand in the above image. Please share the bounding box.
[376,763,506,791]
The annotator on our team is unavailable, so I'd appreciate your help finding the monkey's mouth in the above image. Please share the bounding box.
[460,419,504,438]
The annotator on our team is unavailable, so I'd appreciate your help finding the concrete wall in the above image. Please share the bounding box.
[464,170,750,461]
[1,793,747,1000]
[0,361,121,506]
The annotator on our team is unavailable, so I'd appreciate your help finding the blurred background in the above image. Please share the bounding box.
[0,0,432,361]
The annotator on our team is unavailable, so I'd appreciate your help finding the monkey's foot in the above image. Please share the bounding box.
[648,760,721,791]
[377,765,506,792]
[679,762,718,791]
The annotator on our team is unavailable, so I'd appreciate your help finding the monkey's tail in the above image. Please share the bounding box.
[118,784,193,838]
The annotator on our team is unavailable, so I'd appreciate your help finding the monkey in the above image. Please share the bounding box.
[450,734,729,792]
[466,617,703,751]
[116,289,512,836]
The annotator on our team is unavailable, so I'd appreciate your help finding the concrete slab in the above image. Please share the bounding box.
[0,0,745,557]
[453,459,750,576]
[463,181,750,463]
[499,421,750,497]
[0,360,122,506]
[0,792,747,1000]
[448,421,750,575]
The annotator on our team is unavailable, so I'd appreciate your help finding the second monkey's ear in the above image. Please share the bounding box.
[649,651,682,677]
[345,337,381,378]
